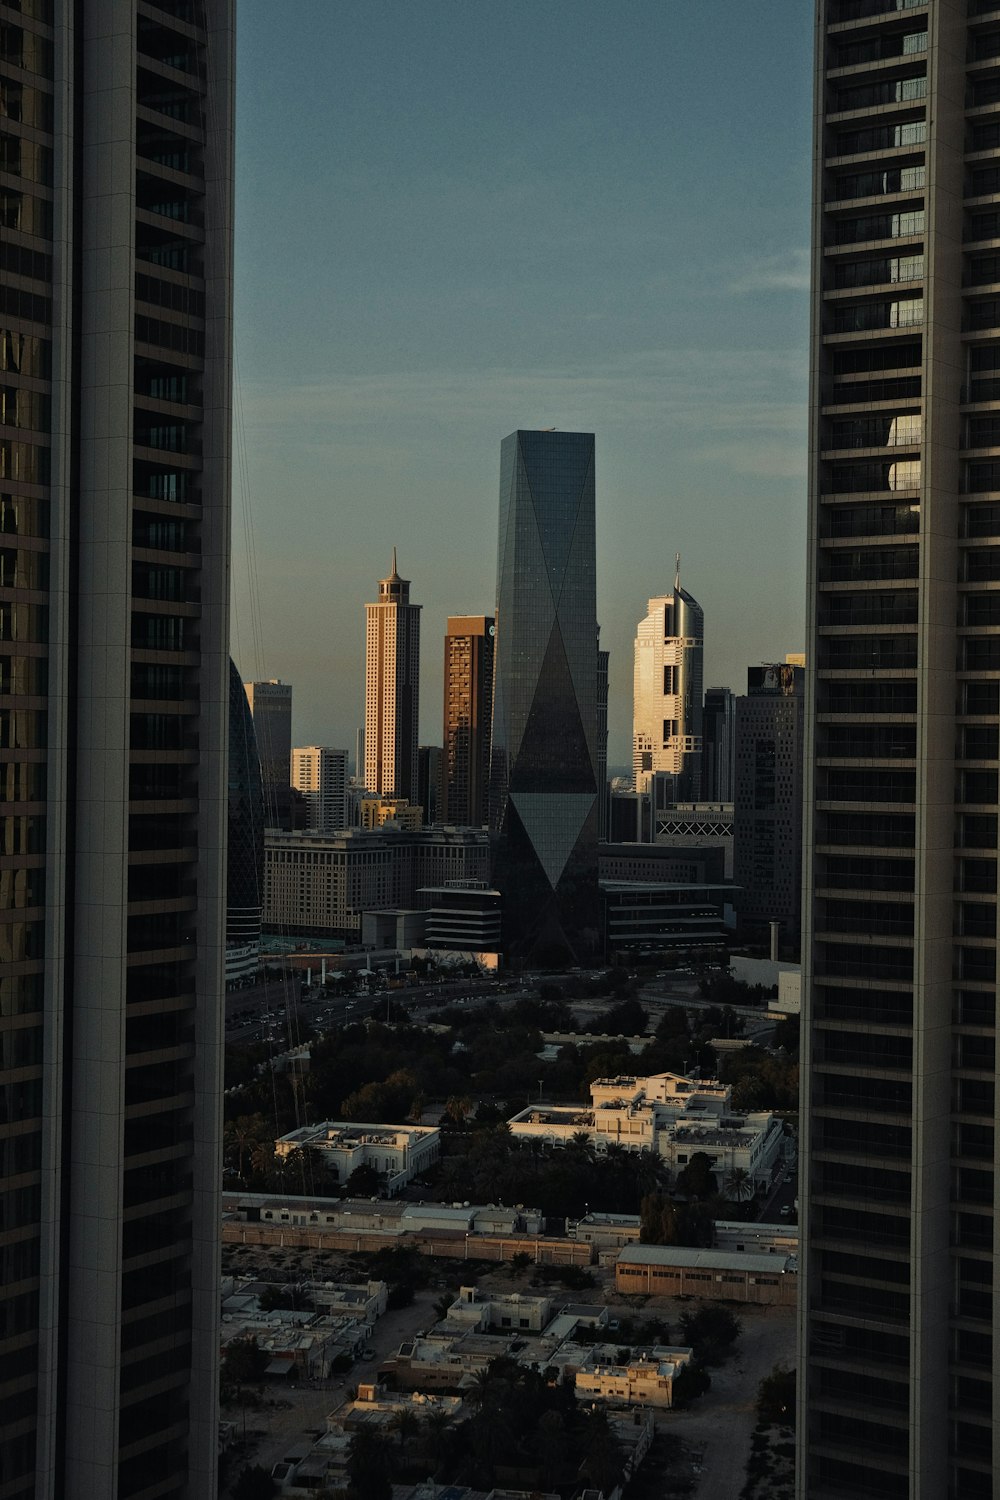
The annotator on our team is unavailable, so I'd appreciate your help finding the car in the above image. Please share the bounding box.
[779,1204,792,1217]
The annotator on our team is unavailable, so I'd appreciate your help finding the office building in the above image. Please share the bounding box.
[228,662,265,986]
[703,686,737,801]
[244,678,293,828]
[360,795,423,830]
[263,826,491,939]
[0,5,234,1497]
[632,560,704,799]
[442,614,494,825]
[417,743,444,825]
[597,633,610,840]
[364,550,421,800]
[291,745,348,835]
[801,8,998,1499]
[489,430,600,962]
[733,662,804,945]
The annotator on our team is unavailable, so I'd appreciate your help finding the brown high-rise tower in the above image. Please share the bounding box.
[442,615,494,826]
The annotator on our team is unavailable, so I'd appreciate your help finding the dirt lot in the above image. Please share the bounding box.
[648,1298,797,1500]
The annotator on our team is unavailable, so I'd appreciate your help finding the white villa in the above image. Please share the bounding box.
[507,1070,783,1193]
[274,1121,440,1195]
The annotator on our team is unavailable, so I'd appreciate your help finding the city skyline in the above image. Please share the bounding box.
[230,2,813,760]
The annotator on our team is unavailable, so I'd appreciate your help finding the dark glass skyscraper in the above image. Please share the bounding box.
[0,4,234,1496]
[228,662,265,984]
[489,430,600,962]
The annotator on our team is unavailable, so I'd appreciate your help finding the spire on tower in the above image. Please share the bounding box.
[675,552,681,594]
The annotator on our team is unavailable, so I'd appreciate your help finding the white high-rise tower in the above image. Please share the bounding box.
[632,557,704,798]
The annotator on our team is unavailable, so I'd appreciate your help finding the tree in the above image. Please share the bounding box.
[724,1166,754,1203]
[444,1094,473,1126]
[595,996,648,1036]
[346,1427,393,1500]
[757,1362,796,1426]
[221,1336,268,1386]
[423,1405,454,1470]
[672,1360,711,1407]
[676,1150,716,1199]
[679,1305,742,1365]
[640,1192,681,1245]
[230,1466,276,1500]
[389,1406,420,1452]
[224,1113,270,1180]
[346,1162,380,1197]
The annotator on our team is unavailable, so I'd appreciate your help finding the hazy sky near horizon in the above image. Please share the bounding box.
[232,2,813,766]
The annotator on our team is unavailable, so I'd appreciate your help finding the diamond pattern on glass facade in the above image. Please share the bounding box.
[490,431,599,963]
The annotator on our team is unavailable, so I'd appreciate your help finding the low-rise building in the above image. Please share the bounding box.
[567,1212,642,1251]
[309,1279,388,1324]
[418,881,502,951]
[274,1121,440,1194]
[219,1310,367,1380]
[444,1286,554,1334]
[615,1243,797,1306]
[575,1348,692,1409]
[382,1331,517,1390]
[508,1071,783,1193]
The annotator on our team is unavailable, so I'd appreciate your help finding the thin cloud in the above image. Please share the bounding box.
[726,249,811,296]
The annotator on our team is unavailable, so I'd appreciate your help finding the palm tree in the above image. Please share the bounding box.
[389,1406,420,1453]
[422,1406,453,1472]
[724,1167,754,1203]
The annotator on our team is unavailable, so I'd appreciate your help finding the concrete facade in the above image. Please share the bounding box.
[263,825,491,939]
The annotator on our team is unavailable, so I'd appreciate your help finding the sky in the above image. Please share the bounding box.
[232,2,814,768]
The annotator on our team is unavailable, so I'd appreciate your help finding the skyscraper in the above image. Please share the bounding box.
[702,685,736,802]
[244,678,293,828]
[733,662,804,946]
[364,551,421,801]
[632,560,704,800]
[291,746,348,834]
[801,8,996,1498]
[597,632,610,841]
[489,430,600,962]
[442,614,494,826]
[228,663,266,986]
[418,744,444,825]
[0,5,234,1497]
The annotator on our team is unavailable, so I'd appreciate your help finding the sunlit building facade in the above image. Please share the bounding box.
[442,614,494,826]
[0,3,234,1496]
[364,551,421,801]
[632,564,704,800]
[489,430,600,962]
[801,6,1000,1498]
[291,745,348,835]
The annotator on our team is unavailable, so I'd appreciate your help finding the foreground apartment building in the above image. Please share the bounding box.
[801,4,999,1497]
[0,4,234,1497]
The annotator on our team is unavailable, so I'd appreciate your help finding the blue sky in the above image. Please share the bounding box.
[232,2,813,765]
